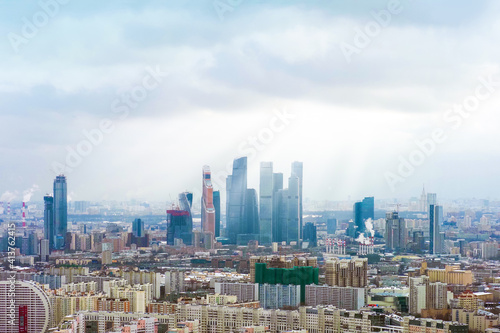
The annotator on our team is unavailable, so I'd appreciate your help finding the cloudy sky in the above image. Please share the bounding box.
[1,0,500,204]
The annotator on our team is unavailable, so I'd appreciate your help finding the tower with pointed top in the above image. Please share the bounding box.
[419,185,427,212]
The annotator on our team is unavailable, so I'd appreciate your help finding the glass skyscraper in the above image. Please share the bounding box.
[259,162,273,245]
[43,195,54,250]
[201,166,216,237]
[213,190,221,238]
[226,157,248,244]
[291,162,303,239]
[53,175,67,250]
[272,173,284,243]
[429,204,443,254]
[167,192,193,246]
[286,176,300,244]
[354,196,374,237]
[132,218,144,237]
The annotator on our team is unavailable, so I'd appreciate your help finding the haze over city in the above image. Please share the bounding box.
[1,0,500,202]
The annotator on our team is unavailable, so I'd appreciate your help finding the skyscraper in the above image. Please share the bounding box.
[287,176,300,244]
[167,192,193,246]
[259,162,273,245]
[291,162,303,238]
[429,204,443,254]
[201,166,216,236]
[226,157,247,244]
[385,211,406,252]
[427,193,437,207]
[237,188,259,244]
[419,186,427,212]
[353,196,374,237]
[272,173,283,243]
[213,190,221,238]
[303,222,317,247]
[43,195,54,250]
[132,218,144,237]
[53,175,67,250]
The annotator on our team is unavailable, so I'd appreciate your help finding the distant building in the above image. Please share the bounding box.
[215,282,259,302]
[259,284,300,309]
[213,190,221,238]
[325,258,368,288]
[201,166,216,237]
[302,222,317,248]
[259,162,274,245]
[291,162,303,239]
[43,195,54,250]
[353,197,374,237]
[53,175,68,250]
[327,218,337,235]
[132,218,144,238]
[226,157,248,244]
[305,285,365,310]
[429,204,443,254]
[0,281,52,333]
[385,211,406,252]
[167,192,194,246]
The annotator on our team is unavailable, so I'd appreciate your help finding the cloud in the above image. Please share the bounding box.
[0,1,499,201]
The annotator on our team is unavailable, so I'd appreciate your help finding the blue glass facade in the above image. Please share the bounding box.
[226,157,247,244]
[259,162,273,245]
[53,175,67,250]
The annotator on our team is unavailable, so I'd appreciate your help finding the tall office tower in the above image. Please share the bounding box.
[201,166,216,236]
[275,188,288,243]
[53,175,67,250]
[302,222,317,247]
[43,195,54,250]
[226,157,248,244]
[419,186,427,212]
[259,162,274,245]
[237,189,259,245]
[291,162,303,238]
[353,196,374,237]
[427,193,437,207]
[385,211,407,252]
[132,218,144,237]
[213,190,221,238]
[429,204,443,254]
[287,176,300,244]
[327,218,337,235]
[271,173,283,243]
[167,192,193,246]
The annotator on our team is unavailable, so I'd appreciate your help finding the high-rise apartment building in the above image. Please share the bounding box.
[201,166,216,237]
[325,258,368,288]
[385,211,407,252]
[0,281,52,333]
[53,175,68,250]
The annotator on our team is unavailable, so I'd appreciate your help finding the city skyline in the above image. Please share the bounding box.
[2,1,500,202]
